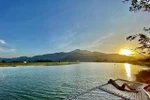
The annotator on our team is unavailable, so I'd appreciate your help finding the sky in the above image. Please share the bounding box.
[0,0,150,58]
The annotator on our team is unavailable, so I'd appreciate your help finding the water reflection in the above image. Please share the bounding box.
[0,63,148,100]
[124,63,132,80]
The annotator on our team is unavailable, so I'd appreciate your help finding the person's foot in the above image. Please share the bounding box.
[108,80,111,83]
[108,79,113,83]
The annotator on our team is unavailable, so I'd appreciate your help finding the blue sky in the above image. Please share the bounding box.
[0,0,149,57]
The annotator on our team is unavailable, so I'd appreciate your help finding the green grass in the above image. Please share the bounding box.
[0,62,77,67]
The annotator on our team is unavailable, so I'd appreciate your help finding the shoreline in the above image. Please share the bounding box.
[129,61,150,67]
[0,62,77,67]
[0,61,149,67]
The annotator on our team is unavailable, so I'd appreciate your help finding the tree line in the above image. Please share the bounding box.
[0,59,62,63]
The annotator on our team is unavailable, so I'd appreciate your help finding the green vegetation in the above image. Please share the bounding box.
[0,61,77,67]
[129,60,150,67]
[95,57,150,67]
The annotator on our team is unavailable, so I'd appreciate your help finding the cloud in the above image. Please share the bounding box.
[58,42,71,48]
[58,30,81,48]
[0,48,16,53]
[88,32,114,48]
[58,38,74,49]
[0,39,16,53]
[11,49,16,51]
[0,39,6,44]
[0,48,4,52]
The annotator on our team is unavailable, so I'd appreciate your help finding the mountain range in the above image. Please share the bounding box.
[0,49,135,62]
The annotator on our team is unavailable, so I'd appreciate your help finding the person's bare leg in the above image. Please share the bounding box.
[121,83,138,93]
[122,83,136,90]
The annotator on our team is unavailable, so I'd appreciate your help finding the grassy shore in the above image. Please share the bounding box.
[1,60,150,67]
[95,60,150,67]
[0,62,77,67]
[129,61,150,67]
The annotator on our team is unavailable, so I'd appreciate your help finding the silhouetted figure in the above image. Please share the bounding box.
[108,79,138,93]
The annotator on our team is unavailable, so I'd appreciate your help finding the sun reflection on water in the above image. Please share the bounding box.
[124,63,132,80]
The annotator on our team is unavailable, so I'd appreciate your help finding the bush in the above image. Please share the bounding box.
[136,69,150,84]
[35,60,53,62]
[1,60,6,63]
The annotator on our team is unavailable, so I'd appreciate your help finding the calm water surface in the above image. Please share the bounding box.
[0,63,149,100]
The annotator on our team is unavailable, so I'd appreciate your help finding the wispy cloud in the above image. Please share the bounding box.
[0,39,16,53]
[11,49,16,51]
[0,48,16,53]
[0,39,6,44]
[58,30,81,48]
[0,48,4,52]
[88,32,114,48]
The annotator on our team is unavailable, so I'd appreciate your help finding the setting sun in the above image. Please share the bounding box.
[119,48,133,56]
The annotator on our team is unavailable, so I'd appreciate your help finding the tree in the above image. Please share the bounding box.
[136,69,150,84]
[123,0,150,84]
[35,60,53,62]
[1,60,6,63]
[123,0,150,57]
[126,27,150,56]
[123,0,150,12]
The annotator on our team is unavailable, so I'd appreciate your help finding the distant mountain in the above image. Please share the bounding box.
[29,52,68,61]
[61,49,134,62]
[0,49,135,62]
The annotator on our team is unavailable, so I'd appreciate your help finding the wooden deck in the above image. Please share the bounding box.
[66,79,150,100]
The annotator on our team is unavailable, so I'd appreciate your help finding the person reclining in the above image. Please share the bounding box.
[108,79,138,93]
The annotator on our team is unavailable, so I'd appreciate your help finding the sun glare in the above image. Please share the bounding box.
[119,48,133,56]
[124,63,132,80]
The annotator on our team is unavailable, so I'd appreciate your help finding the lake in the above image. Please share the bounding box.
[0,62,149,100]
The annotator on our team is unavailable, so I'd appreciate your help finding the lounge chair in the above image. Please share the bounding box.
[66,79,150,100]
